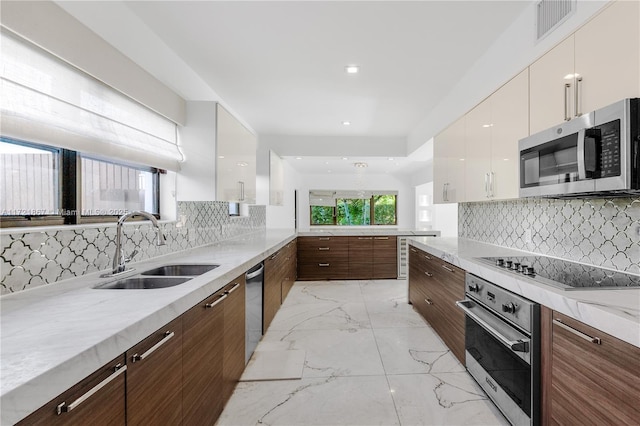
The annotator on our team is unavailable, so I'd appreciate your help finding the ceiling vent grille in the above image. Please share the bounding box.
[536,0,575,41]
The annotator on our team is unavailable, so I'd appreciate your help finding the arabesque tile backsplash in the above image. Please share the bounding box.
[1,202,266,295]
[459,197,640,274]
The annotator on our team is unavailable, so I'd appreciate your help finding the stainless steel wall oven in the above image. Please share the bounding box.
[457,274,540,425]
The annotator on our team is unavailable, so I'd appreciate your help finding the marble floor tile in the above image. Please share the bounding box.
[217,375,400,426]
[387,373,509,426]
[374,328,465,375]
[263,328,385,378]
[268,301,371,331]
[240,350,306,382]
[359,279,408,304]
[366,300,430,328]
[285,281,365,305]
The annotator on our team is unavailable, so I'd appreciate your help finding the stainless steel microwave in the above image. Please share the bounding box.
[519,98,639,197]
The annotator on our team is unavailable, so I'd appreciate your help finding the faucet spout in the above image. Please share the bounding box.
[105,210,165,277]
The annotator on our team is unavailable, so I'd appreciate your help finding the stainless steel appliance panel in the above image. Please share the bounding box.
[245,262,264,363]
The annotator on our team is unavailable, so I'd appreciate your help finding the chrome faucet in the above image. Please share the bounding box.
[104,211,166,277]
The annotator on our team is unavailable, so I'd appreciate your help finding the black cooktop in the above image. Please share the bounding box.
[478,256,640,290]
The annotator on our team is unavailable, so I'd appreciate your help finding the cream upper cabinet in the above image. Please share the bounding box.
[464,98,492,202]
[490,69,529,200]
[574,0,640,115]
[529,36,575,134]
[433,117,465,204]
[530,1,640,135]
[216,104,257,204]
[464,70,529,202]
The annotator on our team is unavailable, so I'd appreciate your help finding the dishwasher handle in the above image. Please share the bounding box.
[246,263,264,280]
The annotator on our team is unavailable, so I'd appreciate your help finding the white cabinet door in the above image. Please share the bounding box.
[464,98,492,202]
[433,117,465,204]
[490,69,529,200]
[529,36,575,134]
[575,0,640,115]
[216,105,257,204]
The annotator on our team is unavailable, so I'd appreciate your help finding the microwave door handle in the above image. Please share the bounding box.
[577,129,586,180]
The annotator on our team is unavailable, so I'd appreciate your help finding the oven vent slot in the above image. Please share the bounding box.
[536,0,575,41]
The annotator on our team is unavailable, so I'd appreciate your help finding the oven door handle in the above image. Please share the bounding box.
[456,300,530,353]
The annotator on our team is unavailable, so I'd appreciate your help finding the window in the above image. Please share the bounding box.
[310,191,397,226]
[0,138,161,227]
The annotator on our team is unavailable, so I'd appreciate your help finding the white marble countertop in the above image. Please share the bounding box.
[0,229,296,425]
[297,228,440,237]
[408,237,640,348]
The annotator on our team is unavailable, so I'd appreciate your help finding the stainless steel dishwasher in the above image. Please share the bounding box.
[245,262,264,363]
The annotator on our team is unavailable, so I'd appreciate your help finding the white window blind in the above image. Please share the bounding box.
[0,29,183,171]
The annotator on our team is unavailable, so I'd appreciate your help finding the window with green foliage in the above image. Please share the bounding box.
[310,193,397,226]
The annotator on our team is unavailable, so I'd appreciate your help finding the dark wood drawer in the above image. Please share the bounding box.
[297,236,348,250]
[349,262,373,279]
[298,261,348,280]
[373,262,397,279]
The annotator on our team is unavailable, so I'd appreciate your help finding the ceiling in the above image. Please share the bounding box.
[56,0,531,172]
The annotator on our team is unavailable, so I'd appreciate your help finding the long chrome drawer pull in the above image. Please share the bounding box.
[358,237,373,240]
[225,282,241,294]
[425,298,433,305]
[318,237,330,240]
[318,263,330,267]
[205,293,228,309]
[553,318,601,344]
[57,364,127,414]
[424,254,432,260]
[318,247,330,250]
[410,248,417,253]
[132,331,175,362]
[441,265,454,273]
[374,236,389,240]
[456,300,529,353]
[424,271,433,277]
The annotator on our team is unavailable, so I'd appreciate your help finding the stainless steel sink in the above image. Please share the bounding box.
[140,264,220,276]
[95,276,191,290]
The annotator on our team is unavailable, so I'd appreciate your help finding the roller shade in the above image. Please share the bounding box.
[0,29,183,171]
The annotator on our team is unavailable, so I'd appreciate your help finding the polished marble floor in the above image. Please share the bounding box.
[217,279,508,426]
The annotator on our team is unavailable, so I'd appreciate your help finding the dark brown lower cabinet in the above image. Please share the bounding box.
[17,356,126,426]
[541,307,640,425]
[223,275,246,405]
[408,245,465,364]
[281,240,297,302]
[126,317,183,426]
[264,250,284,333]
[182,288,226,424]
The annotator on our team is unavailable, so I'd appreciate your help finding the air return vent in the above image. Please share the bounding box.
[536,0,575,41]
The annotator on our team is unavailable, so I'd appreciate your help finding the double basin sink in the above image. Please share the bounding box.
[95,264,220,289]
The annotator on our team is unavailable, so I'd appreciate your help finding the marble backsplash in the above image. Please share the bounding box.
[1,202,266,295]
[459,197,640,274]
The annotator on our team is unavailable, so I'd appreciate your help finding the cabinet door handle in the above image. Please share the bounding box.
[318,247,330,251]
[318,237,331,241]
[424,254,432,260]
[358,237,373,240]
[575,76,583,117]
[424,271,433,277]
[485,173,489,197]
[425,298,434,305]
[410,248,417,253]
[205,293,228,308]
[56,363,127,415]
[553,318,601,344]
[374,236,389,240]
[132,331,175,363]
[225,282,241,294]
[318,263,330,267]
[564,83,571,121]
[489,172,495,198]
[238,181,245,201]
[441,265,454,273]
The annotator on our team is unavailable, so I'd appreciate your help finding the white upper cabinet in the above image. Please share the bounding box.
[216,104,257,204]
[433,117,465,204]
[530,1,640,134]
[574,0,640,115]
[490,69,529,200]
[464,70,529,202]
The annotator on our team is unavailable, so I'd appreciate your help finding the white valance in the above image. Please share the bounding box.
[0,29,183,171]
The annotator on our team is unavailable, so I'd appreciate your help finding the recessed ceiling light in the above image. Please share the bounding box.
[388,157,394,161]
[342,121,351,126]
[482,124,494,128]
[342,157,348,160]
[236,161,248,167]
[353,162,368,168]
[345,65,359,74]
[295,157,303,160]
[325,161,329,165]
[218,155,225,159]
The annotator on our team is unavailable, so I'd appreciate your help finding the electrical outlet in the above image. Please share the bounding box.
[524,229,532,244]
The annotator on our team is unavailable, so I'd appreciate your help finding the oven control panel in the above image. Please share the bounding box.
[465,273,535,334]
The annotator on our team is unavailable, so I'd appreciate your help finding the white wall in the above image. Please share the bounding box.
[176,101,217,201]
[296,172,414,229]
